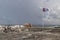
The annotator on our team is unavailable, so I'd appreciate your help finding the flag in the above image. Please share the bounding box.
[43,8,49,12]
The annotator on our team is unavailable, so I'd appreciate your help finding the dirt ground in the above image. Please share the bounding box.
[0,27,60,40]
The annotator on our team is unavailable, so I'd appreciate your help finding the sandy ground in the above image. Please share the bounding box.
[0,31,60,40]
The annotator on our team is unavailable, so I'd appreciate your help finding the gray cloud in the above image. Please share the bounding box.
[0,0,60,25]
[0,0,42,24]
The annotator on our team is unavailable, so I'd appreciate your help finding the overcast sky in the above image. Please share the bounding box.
[0,0,60,25]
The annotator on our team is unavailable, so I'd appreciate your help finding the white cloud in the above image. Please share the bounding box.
[39,0,60,25]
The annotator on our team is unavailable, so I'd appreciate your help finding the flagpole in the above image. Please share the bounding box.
[42,0,48,28]
[43,12,44,28]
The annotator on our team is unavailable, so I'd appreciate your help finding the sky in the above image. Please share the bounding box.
[0,0,60,25]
